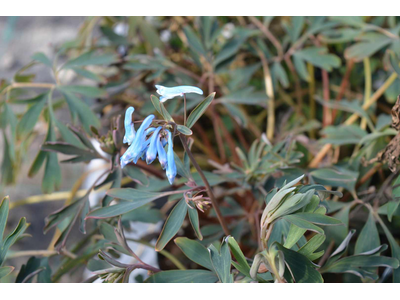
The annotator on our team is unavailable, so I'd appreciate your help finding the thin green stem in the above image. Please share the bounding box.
[126,238,186,270]
[179,134,230,236]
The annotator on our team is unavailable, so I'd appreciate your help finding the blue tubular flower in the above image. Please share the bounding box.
[128,114,155,164]
[123,107,135,145]
[120,143,135,168]
[165,130,177,185]
[146,126,162,164]
[155,85,203,103]
[157,136,167,170]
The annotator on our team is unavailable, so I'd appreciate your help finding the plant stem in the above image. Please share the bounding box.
[253,44,275,141]
[126,238,186,270]
[332,59,355,121]
[322,69,332,127]
[7,250,58,258]
[361,57,372,130]
[179,134,230,236]
[307,63,316,138]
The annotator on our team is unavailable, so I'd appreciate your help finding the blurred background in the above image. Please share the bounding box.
[0,17,88,281]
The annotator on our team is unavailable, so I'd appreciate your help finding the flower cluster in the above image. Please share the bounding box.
[120,106,177,185]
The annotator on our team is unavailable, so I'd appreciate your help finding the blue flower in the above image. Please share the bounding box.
[165,130,177,185]
[120,106,177,186]
[157,136,167,170]
[123,107,135,145]
[146,126,162,164]
[120,114,155,168]
[155,85,203,103]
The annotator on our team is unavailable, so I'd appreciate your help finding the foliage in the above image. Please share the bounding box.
[1,16,400,283]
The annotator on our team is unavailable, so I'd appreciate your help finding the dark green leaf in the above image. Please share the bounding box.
[227,236,251,277]
[188,206,203,240]
[293,47,341,71]
[57,85,107,98]
[155,199,188,251]
[183,26,208,58]
[61,91,100,132]
[62,51,119,69]
[275,243,323,283]
[355,212,380,254]
[16,93,47,138]
[145,270,218,283]
[0,266,14,279]
[176,125,193,136]
[208,238,233,283]
[282,215,324,234]
[175,237,213,270]
[187,93,215,128]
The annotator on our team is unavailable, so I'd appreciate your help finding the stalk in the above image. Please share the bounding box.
[179,134,230,236]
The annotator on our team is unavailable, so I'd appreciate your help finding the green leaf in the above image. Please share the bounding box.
[176,125,193,136]
[378,217,400,282]
[121,204,162,224]
[355,212,380,254]
[320,125,367,145]
[345,34,392,62]
[106,188,181,202]
[155,199,188,251]
[62,51,119,69]
[298,234,326,261]
[57,85,107,98]
[291,16,305,42]
[41,142,96,157]
[273,62,289,88]
[208,238,233,283]
[61,91,100,132]
[293,56,310,81]
[187,93,215,128]
[16,93,47,138]
[44,197,84,233]
[389,51,400,77]
[310,168,357,192]
[275,243,323,283]
[31,52,52,67]
[16,256,51,283]
[87,189,183,219]
[139,20,164,50]
[293,47,341,71]
[188,207,203,240]
[283,224,307,249]
[28,149,47,178]
[150,94,162,116]
[214,36,247,66]
[282,215,324,234]
[327,230,356,265]
[292,212,343,226]
[72,67,105,83]
[183,26,208,58]
[54,120,85,149]
[160,101,174,123]
[0,266,14,280]
[321,244,399,280]
[145,270,218,283]
[0,217,28,266]
[122,165,149,186]
[226,236,251,277]
[175,237,213,270]
[41,119,61,194]
[0,196,10,242]
[360,128,397,145]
